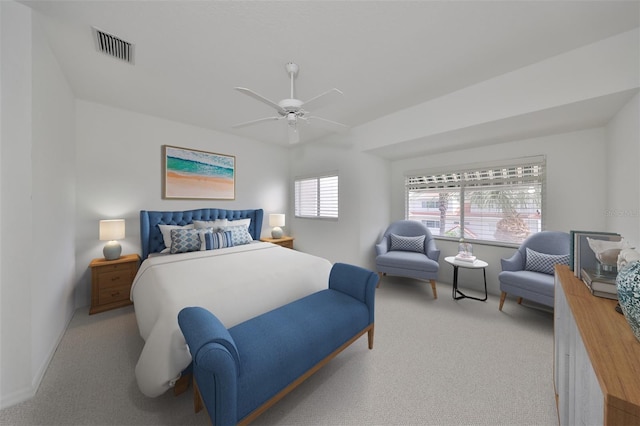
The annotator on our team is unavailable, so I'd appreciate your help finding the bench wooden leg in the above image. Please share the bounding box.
[430,279,438,299]
[193,378,204,414]
[173,372,192,396]
[499,291,507,311]
[368,325,374,349]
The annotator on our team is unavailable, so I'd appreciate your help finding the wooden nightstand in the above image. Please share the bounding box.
[89,254,140,314]
[260,236,294,249]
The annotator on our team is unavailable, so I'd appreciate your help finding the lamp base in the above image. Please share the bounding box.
[271,227,283,238]
[103,240,122,260]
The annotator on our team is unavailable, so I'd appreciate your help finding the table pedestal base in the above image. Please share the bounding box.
[452,264,488,301]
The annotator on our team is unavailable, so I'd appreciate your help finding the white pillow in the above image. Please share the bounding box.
[158,224,194,253]
[192,219,228,231]
[228,218,251,228]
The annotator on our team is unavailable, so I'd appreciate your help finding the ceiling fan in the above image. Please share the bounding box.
[232,62,348,144]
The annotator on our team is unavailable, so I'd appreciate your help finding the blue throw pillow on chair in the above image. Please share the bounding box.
[525,247,569,275]
[389,234,425,253]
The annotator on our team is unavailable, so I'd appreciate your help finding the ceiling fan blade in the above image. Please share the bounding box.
[302,88,343,112]
[306,115,349,132]
[232,116,281,128]
[288,124,300,144]
[234,87,287,115]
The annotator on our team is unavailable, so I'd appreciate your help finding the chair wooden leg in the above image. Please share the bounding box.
[517,297,523,305]
[430,279,438,299]
[368,325,374,349]
[499,291,507,311]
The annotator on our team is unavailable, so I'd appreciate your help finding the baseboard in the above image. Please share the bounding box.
[0,385,37,410]
[0,307,74,410]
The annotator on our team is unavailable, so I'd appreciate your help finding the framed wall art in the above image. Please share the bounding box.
[162,145,235,200]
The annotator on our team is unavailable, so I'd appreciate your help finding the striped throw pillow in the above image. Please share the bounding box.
[202,231,234,250]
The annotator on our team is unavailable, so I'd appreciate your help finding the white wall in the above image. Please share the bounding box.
[1,1,34,407]
[31,12,76,397]
[606,93,640,245]
[0,2,76,409]
[74,101,290,308]
[289,139,390,270]
[390,128,608,296]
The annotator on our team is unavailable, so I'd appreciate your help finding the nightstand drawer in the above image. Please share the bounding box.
[98,284,130,305]
[97,269,131,286]
[278,239,294,249]
[97,262,135,273]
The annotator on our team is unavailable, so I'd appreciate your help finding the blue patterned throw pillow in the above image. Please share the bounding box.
[202,231,234,250]
[222,224,253,246]
[525,247,569,275]
[389,234,425,253]
[170,228,203,254]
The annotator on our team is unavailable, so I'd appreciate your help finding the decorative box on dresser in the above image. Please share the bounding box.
[554,265,640,425]
[89,254,140,315]
[260,236,294,249]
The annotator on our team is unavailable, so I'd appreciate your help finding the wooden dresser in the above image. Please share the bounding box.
[89,254,140,314]
[554,265,640,425]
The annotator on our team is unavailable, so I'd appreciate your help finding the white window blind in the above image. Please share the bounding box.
[295,174,339,219]
[405,157,545,245]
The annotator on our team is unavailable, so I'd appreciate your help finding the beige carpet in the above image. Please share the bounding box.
[0,276,558,425]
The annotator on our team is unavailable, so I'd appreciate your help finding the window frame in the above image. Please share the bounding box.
[294,172,339,220]
[405,156,545,247]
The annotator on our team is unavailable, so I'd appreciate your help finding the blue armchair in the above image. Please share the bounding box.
[375,220,440,298]
[498,231,571,311]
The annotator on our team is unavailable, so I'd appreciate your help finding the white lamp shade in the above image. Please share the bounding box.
[269,214,285,227]
[99,219,125,241]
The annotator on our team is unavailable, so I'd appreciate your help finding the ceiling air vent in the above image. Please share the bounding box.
[92,27,134,64]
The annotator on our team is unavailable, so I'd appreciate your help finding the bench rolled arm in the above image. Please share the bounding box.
[329,263,378,325]
[178,307,241,426]
[178,307,241,374]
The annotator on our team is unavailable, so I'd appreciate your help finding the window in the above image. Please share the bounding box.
[294,174,339,219]
[405,157,544,245]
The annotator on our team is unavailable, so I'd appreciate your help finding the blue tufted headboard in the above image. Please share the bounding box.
[140,208,264,260]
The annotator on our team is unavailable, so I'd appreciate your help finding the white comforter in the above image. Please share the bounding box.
[130,242,332,397]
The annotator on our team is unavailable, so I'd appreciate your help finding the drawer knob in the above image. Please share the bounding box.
[111,291,120,297]
[111,276,120,281]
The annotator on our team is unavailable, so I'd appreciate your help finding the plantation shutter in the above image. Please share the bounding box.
[295,174,339,219]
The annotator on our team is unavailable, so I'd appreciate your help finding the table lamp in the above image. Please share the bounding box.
[269,214,285,238]
[100,219,125,260]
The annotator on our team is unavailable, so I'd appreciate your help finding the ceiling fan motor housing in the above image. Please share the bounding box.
[278,98,304,113]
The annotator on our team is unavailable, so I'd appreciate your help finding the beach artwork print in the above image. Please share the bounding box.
[163,145,235,200]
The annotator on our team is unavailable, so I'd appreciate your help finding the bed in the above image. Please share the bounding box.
[132,208,332,397]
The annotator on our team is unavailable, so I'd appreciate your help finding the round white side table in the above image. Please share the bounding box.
[444,256,488,301]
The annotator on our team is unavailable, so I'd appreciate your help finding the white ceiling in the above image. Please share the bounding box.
[22,1,640,152]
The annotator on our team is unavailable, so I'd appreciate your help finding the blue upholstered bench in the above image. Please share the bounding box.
[178,262,378,426]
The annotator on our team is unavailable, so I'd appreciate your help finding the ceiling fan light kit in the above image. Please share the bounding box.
[233,62,348,144]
